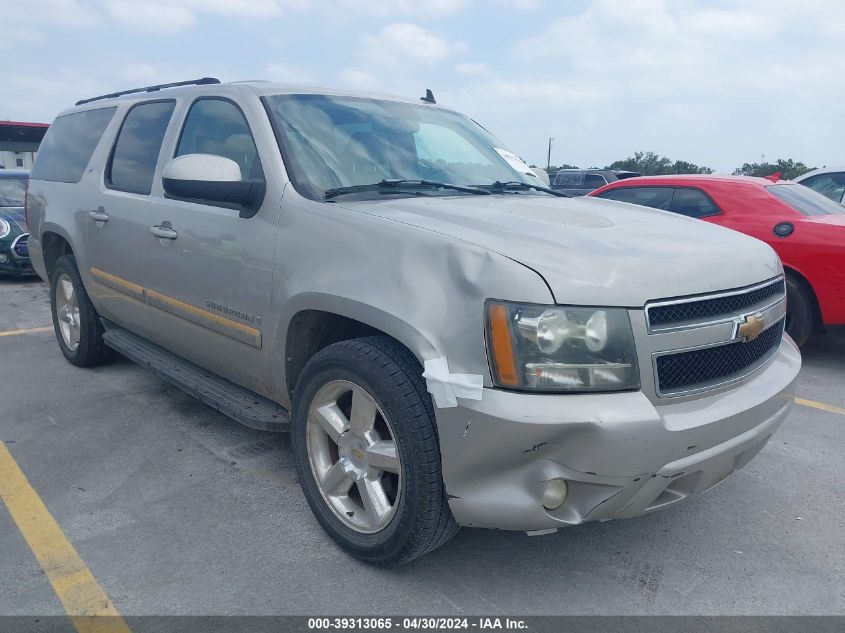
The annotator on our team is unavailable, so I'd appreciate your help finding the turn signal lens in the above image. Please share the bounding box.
[488,302,519,386]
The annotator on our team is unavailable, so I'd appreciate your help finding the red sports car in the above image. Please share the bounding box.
[590,175,845,346]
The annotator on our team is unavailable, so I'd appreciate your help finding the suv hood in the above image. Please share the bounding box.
[340,194,782,306]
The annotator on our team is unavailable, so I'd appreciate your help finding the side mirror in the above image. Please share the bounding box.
[530,167,550,187]
[162,154,263,212]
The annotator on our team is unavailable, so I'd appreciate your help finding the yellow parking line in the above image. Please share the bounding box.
[0,441,131,633]
[795,397,845,417]
[0,325,53,338]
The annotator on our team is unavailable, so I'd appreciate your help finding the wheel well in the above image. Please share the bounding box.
[41,232,73,280]
[285,310,393,398]
[784,266,821,324]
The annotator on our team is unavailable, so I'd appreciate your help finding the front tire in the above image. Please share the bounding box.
[50,255,113,366]
[291,336,458,565]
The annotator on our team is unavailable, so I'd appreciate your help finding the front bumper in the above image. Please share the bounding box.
[436,337,801,531]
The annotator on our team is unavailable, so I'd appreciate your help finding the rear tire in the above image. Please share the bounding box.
[50,254,113,367]
[785,274,816,347]
[291,336,459,565]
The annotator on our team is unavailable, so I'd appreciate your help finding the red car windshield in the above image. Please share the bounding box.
[766,184,844,216]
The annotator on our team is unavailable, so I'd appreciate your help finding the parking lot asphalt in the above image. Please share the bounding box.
[1,277,843,617]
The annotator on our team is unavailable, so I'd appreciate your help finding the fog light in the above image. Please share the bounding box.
[542,479,568,510]
[0,254,7,263]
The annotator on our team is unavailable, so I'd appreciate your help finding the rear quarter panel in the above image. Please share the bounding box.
[702,183,845,325]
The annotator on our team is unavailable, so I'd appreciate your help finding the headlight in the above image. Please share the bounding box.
[0,218,10,239]
[486,301,640,392]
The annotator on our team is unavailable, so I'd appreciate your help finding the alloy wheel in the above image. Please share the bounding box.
[306,380,402,533]
[55,273,81,352]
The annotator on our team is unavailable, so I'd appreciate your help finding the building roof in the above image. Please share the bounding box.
[0,121,50,145]
[0,121,49,128]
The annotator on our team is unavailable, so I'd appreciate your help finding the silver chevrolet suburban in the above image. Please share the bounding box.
[27,78,801,565]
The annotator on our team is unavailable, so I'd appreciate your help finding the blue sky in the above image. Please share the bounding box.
[4,0,844,172]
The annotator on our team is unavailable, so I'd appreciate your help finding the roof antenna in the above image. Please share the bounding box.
[420,89,436,104]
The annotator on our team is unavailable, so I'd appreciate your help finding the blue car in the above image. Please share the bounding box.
[0,170,34,276]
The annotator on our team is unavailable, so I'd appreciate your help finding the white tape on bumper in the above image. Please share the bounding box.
[422,357,483,408]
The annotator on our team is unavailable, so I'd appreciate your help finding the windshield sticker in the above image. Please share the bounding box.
[493,147,534,176]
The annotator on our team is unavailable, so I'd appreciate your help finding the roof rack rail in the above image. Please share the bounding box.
[75,77,221,106]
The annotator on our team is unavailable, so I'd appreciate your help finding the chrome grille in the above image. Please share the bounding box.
[656,319,784,395]
[647,278,785,330]
[12,234,29,258]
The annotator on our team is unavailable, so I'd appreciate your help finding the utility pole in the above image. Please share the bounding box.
[547,137,553,172]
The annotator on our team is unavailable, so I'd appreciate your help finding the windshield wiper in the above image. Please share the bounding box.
[479,181,570,197]
[324,179,491,200]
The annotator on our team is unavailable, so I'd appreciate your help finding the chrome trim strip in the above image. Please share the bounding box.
[10,233,29,260]
[652,316,785,398]
[646,276,785,334]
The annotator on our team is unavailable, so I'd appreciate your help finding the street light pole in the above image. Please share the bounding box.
[547,137,553,173]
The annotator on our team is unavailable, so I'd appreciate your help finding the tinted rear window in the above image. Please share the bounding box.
[107,101,175,194]
[671,187,720,218]
[766,183,845,216]
[31,107,116,183]
[597,186,674,210]
[0,178,27,207]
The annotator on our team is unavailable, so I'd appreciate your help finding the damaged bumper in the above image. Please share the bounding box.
[436,337,801,531]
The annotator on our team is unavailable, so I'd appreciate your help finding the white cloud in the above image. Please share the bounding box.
[492,0,845,169]
[363,22,461,65]
[493,0,541,9]
[101,0,308,33]
[454,62,491,77]
[4,0,101,27]
[104,2,195,33]
[339,0,470,17]
[119,63,159,82]
[0,68,107,122]
[0,26,44,49]
[265,63,315,85]
[339,69,382,91]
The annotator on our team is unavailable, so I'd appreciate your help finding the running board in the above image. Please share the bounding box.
[101,323,289,432]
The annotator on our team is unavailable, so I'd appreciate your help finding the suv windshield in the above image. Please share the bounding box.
[766,183,844,216]
[0,177,27,207]
[264,94,535,200]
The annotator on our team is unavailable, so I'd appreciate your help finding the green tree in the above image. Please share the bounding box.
[732,158,815,180]
[605,151,712,175]
[672,160,714,175]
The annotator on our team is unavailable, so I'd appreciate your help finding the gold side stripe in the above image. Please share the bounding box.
[146,289,261,348]
[90,267,144,301]
[89,267,261,349]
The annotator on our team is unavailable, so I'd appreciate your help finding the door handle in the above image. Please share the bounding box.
[88,208,109,222]
[150,223,178,240]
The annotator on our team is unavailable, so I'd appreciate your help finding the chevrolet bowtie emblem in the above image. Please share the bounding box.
[738,313,765,342]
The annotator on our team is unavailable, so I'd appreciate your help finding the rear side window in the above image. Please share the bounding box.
[597,186,674,211]
[799,172,845,203]
[583,174,608,188]
[176,99,261,180]
[31,107,116,183]
[671,187,720,218]
[553,171,584,187]
[766,184,845,216]
[107,100,175,195]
